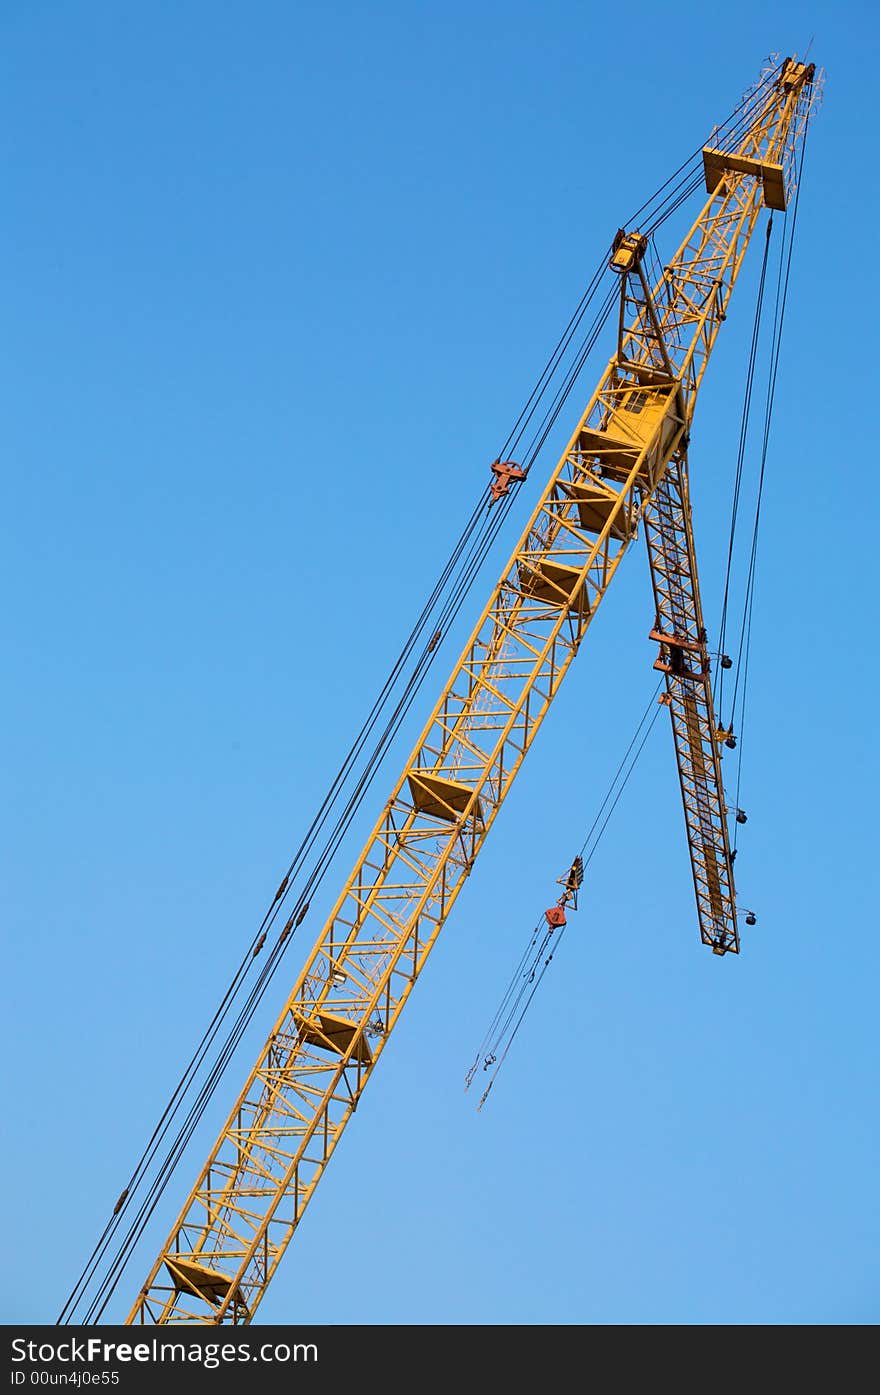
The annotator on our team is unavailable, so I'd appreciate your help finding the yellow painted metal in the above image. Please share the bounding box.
[126,56,818,1325]
[407,771,485,823]
[561,481,632,539]
[163,1258,241,1308]
[517,557,589,608]
[292,1009,373,1062]
[702,149,787,209]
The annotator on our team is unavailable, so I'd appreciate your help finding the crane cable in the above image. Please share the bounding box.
[715,213,774,714]
[729,112,811,855]
[58,66,786,1324]
[498,55,784,463]
[516,68,790,475]
[466,679,664,1109]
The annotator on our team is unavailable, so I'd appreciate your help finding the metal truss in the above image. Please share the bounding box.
[126,58,817,1325]
[644,460,739,953]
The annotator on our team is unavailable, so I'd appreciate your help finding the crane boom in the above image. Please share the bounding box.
[126,57,816,1325]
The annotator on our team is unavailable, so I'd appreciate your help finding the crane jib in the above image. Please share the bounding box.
[118,56,819,1326]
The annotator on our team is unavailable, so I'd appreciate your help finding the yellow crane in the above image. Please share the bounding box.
[115,55,818,1324]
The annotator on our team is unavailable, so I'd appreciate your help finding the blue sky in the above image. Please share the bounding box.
[2,1,877,1326]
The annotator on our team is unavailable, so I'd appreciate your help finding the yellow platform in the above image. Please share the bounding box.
[561,481,631,540]
[407,770,483,823]
[702,147,786,210]
[164,1256,247,1312]
[294,1009,373,1062]
[518,558,588,609]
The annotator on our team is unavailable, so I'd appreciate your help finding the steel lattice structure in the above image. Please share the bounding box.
[126,56,818,1325]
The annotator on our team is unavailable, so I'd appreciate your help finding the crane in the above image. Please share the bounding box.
[116,55,817,1324]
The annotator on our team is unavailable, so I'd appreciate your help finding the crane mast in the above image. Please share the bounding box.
[126,57,816,1325]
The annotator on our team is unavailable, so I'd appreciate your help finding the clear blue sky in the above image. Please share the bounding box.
[2,1,877,1326]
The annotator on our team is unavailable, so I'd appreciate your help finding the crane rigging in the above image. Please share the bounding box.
[466,851,586,1112]
[465,674,667,1110]
[61,54,820,1326]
